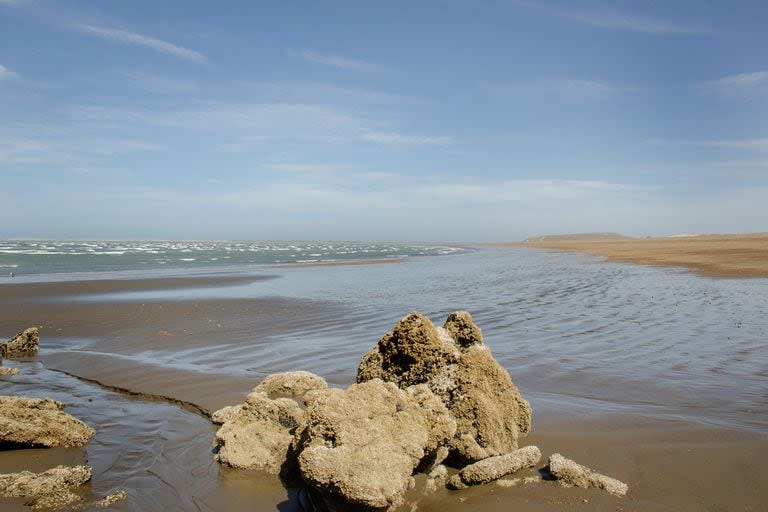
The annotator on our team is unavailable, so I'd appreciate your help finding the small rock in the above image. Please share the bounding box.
[0,367,19,376]
[0,465,92,511]
[2,327,39,357]
[547,453,628,497]
[445,474,467,490]
[0,396,95,448]
[454,446,541,487]
[95,489,128,508]
[425,464,448,492]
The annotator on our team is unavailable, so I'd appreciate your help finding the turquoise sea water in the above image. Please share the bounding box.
[0,240,465,276]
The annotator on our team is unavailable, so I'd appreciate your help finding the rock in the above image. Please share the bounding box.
[445,474,467,490]
[424,464,448,493]
[212,371,327,473]
[211,404,242,425]
[295,379,456,512]
[453,446,541,487]
[94,489,128,508]
[443,311,483,347]
[2,327,39,358]
[0,396,94,448]
[495,475,541,487]
[0,465,91,511]
[252,371,328,400]
[547,453,628,497]
[357,311,531,463]
[214,392,303,473]
[0,367,19,376]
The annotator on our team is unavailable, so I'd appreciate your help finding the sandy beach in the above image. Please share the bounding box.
[498,233,768,278]
[1,247,767,511]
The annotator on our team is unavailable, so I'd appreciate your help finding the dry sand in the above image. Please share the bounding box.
[496,233,768,278]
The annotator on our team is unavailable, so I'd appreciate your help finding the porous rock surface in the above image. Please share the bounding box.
[548,453,629,496]
[0,465,92,511]
[212,371,328,473]
[0,396,94,448]
[448,445,541,488]
[295,379,456,512]
[2,327,40,358]
[357,311,532,463]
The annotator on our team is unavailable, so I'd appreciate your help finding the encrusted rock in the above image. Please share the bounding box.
[425,464,448,493]
[252,371,328,400]
[212,371,327,473]
[453,446,541,487]
[295,379,456,512]
[211,404,242,425]
[548,453,628,497]
[357,311,531,463]
[94,489,128,508]
[0,367,19,376]
[0,465,92,511]
[443,311,483,347]
[0,396,94,448]
[2,327,40,357]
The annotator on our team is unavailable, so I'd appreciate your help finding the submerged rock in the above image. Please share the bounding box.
[547,453,629,497]
[212,371,327,474]
[0,396,94,448]
[295,379,456,512]
[0,367,19,376]
[94,489,128,508]
[449,446,541,488]
[2,327,40,358]
[0,465,92,511]
[357,311,531,463]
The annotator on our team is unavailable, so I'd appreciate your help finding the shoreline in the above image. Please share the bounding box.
[489,233,768,278]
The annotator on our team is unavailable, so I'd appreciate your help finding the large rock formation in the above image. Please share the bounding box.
[295,379,456,512]
[1,327,39,358]
[547,453,629,497]
[213,371,328,474]
[0,465,92,511]
[357,311,531,463]
[0,396,94,448]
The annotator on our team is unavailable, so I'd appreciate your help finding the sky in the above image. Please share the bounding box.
[1,0,767,241]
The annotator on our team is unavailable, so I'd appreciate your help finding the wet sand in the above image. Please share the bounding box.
[2,270,767,510]
[498,233,768,277]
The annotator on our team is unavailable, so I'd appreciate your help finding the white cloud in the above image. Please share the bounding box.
[0,64,19,81]
[704,71,768,99]
[361,131,453,145]
[513,1,711,35]
[292,50,385,72]
[80,25,206,63]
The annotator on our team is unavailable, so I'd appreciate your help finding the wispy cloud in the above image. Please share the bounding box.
[0,64,19,81]
[514,1,711,35]
[650,137,768,152]
[291,50,385,72]
[498,78,617,100]
[66,102,453,147]
[703,71,768,99]
[120,71,198,94]
[79,25,206,62]
[361,131,453,145]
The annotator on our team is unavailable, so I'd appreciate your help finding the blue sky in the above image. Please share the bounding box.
[1,0,766,241]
